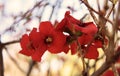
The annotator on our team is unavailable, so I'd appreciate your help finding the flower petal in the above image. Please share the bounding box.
[32,46,47,62]
[19,34,34,56]
[85,45,99,59]
[20,34,29,49]
[75,22,98,35]
[29,28,42,48]
[65,11,81,25]
[78,34,93,45]
[94,40,102,48]
[55,18,67,31]
[39,21,54,34]
[48,31,67,53]
[19,49,34,56]
[62,44,69,54]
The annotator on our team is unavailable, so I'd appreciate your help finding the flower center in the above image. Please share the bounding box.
[27,41,35,49]
[45,36,53,44]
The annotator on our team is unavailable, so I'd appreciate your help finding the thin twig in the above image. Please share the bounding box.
[106,4,115,19]
[4,47,25,73]
[76,39,86,76]
[111,64,119,76]
[27,61,36,76]
[2,40,20,46]
[2,1,45,35]
[91,47,120,76]
[97,0,101,13]
[82,0,99,26]
[81,0,113,25]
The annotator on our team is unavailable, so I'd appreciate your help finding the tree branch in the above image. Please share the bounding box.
[91,48,120,76]
[0,42,4,76]
[81,0,113,25]
[27,61,36,76]
[4,47,25,73]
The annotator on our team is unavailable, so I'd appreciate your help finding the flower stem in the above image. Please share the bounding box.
[76,39,86,75]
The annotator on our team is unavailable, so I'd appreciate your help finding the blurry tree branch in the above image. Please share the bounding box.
[81,0,113,25]
[2,0,48,35]
[2,40,20,46]
[0,42,4,76]
[26,60,36,76]
[92,47,120,76]
[4,47,25,73]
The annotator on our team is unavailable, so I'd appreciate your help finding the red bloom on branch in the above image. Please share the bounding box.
[56,11,100,59]
[19,34,35,56]
[76,22,98,45]
[76,22,101,59]
[84,40,102,59]
[56,11,81,32]
[20,22,67,62]
[38,21,67,53]
[20,28,45,61]
[20,11,101,61]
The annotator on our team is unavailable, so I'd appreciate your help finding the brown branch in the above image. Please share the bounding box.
[106,4,114,19]
[76,39,87,76]
[0,44,4,76]
[2,1,45,35]
[91,48,120,76]
[81,0,113,25]
[4,47,25,73]
[27,61,36,76]
[2,40,20,46]
[97,0,101,13]
[82,0,99,26]
[81,0,100,15]
[12,1,43,25]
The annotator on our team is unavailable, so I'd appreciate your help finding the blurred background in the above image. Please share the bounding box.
[0,0,116,76]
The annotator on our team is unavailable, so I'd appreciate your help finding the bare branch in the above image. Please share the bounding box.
[91,47,120,76]
[2,40,20,46]
[26,61,36,76]
[4,47,25,73]
[81,0,113,25]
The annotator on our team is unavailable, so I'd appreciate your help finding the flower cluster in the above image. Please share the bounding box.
[19,11,102,62]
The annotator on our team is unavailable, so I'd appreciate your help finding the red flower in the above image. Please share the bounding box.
[38,21,67,54]
[19,11,100,61]
[20,21,67,62]
[84,40,102,59]
[55,11,99,58]
[75,22,102,59]
[56,11,81,32]
[56,11,98,45]
[20,28,45,61]
[69,39,102,59]
[19,34,35,56]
